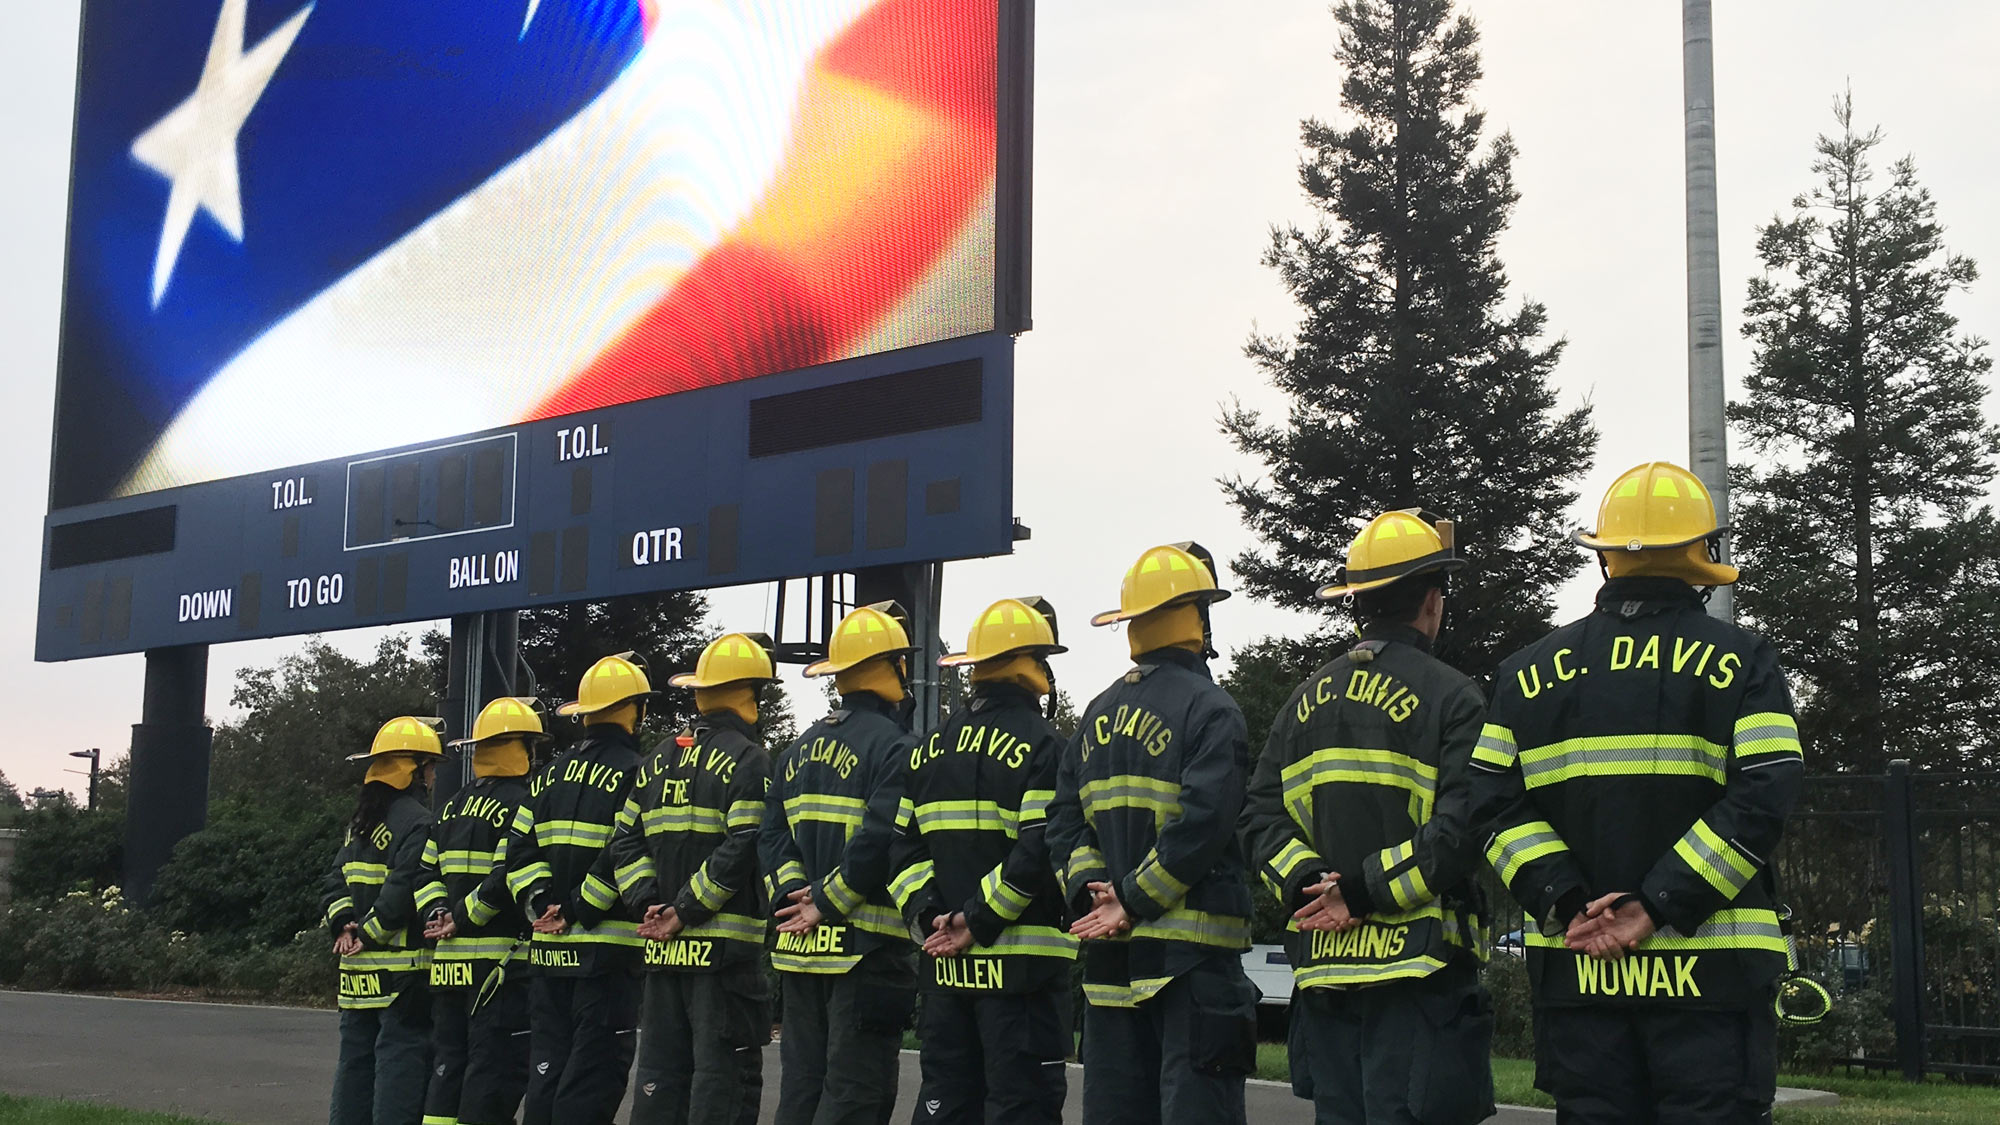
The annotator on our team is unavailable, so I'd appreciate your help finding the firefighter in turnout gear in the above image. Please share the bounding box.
[1471,463,1805,1124]
[417,697,545,1125]
[1242,510,1497,1124]
[890,597,1078,1124]
[609,632,777,1125]
[760,602,921,1125]
[1048,543,1259,1125]
[323,716,444,1125]
[503,654,651,1125]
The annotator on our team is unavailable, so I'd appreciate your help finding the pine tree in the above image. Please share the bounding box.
[1222,0,1595,681]
[1732,94,2000,773]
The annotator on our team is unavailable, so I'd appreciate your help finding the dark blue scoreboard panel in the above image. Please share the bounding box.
[36,334,1015,662]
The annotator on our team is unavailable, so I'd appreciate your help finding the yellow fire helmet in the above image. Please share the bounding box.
[1091,542,1231,627]
[669,633,778,690]
[939,597,1066,667]
[1317,509,1466,600]
[556,652,657,717]
[1576,461,1726,551]
[345,715,446,762]
[447,696,551,749]
[803,602,914,678]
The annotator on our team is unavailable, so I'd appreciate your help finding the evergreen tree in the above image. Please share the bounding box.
[1222,0,1595,681]
[514,592,711,751]
[1731,94,2000,773]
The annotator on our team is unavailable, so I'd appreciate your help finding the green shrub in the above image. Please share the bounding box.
[149,795,345,946]
[9,801,122,902]
[1482,950,1533,1058]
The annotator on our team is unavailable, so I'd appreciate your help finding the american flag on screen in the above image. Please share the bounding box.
[60,0,998,502]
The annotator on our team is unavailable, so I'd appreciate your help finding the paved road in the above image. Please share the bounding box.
[0,991,1555,1123]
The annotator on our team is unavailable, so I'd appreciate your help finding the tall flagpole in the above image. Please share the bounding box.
[1683,0,1733,620]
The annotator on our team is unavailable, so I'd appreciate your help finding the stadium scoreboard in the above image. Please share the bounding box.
[38,0,1032,662]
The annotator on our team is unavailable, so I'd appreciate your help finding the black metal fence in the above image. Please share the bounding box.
[1771,763,2000,1079]
[1477,763,2000,1080]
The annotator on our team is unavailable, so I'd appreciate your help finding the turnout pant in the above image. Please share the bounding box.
[453,966,531,1125]
[776,945,917,1125]
[1534,1002,1778,1125]
[1289,958,1495,1125]
[522,970,640,1125]
[1079,953,1257,1125]
[630,964,770,1125]
[911,981,1070,1124]
[425,987,469,1125]
[330,987,432,1125]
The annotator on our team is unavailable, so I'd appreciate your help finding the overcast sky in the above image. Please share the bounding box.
[5,2,1998,799]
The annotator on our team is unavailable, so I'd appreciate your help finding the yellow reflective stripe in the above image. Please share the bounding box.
[1280,749,1437,823]
[1471,723,1518,770]
[507,860,553,898]
[325,896,354,924]
[1524,907,1784,953]
[341,948,426,972]
[462,886,497,927]
[911,799,1020,837]
[688,866,731,910]
[535,919,643,948]
[641,805,726,835]
[888,860,935,911]
[1733,712,1804,765]
[343,861,389,887]
[1131,855,1190,910]
[1271,838,1318,883]
[1377,839,1417,872]
[360,915,394,944]
[421,839,440,866]
[978,864,1032,922]
[774,860,807,888]
[1674,819,1758,898]
[438,849,499,876]
[726,800,764,831]
[1020,788,1055,823]
[1519,734,1726,788]
[1085,974,1178,1008]
[615,856,655,894]
[984,924,1078,957]
[896,797,915,830]
[849,902,906,938]
[821,869,865,916]
[580,872,618,911]
[785,793,867,828]
[436,935,521,959]
[1386,864,1430,911]
[424,1115,457,1124]
[1079,774,1182,828]
[1296,953,1449,988]
[1125,908,1250,950]
[1066,846,1108,888]
[536,819,614,847]
[508,806,535,834]
[680,912,765,944]
[614,799,639,831]
[1485,821,1569,886]
[415,881,448,910]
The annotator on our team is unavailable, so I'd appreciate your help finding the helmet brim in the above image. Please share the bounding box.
[937,643,1067,668]
[801,647,916,679]
[1317,556,1466,601]
[555,691,660,717]
[1573,525,1730,553]
[667,671,779,689]
[1089,588,1231,628]
[345,747,444,762]
[445,730,553,750]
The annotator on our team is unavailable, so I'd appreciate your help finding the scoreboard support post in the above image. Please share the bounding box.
[855,562,948,737]
[122,645,213,905]
[440,610,521,807]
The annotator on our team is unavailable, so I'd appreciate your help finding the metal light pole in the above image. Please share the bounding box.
[1684,0,1734,620]
[67,748,101,811]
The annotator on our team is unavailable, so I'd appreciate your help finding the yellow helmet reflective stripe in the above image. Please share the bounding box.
[346,715,445,761]
[1090,543,1231,627]
[448,697,550,748]
[669,633,778,689]
[1575,462,1726,552]
[940,597,1066,667]
[556,653,655,717]
[803,603,913,678]
[1317,509,1465,600]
